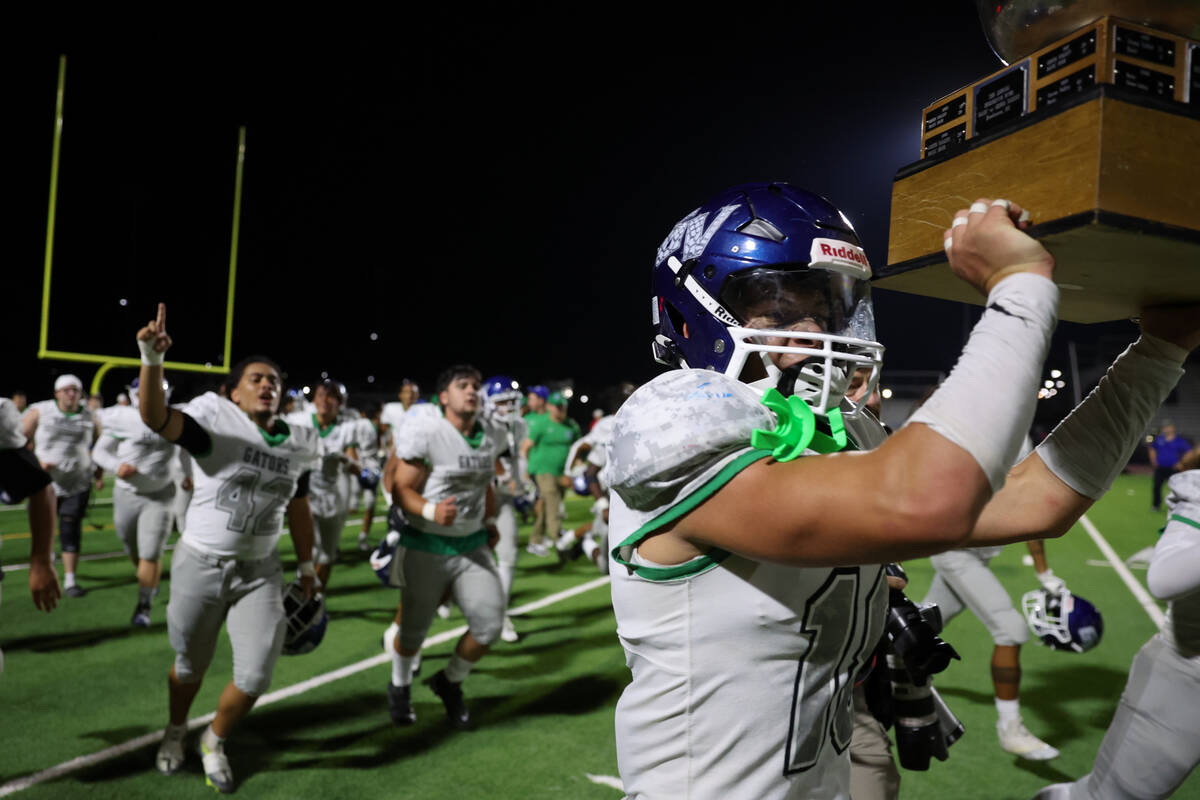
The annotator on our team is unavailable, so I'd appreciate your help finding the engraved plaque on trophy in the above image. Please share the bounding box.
[878,2,1200,323]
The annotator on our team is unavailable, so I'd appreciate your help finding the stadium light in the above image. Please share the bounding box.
[1050,369,1062,378]
[580,395,589,404]
[119,298,128,306]
[320,371,328,379]
[881,388,893,399]
[1055,380,1065,388]
[1044,380,1054,388]
[563,388,574,399]
[302,385,311,395]
[367,376,375,383]
[369,332,378,341]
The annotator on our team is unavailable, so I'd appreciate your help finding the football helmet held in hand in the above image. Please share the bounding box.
[1022,588,1103,653]
[282,580,328,655]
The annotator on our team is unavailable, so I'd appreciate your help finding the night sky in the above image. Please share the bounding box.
[9,6,1145,422]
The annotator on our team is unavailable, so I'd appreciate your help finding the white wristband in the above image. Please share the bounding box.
[905,273,1058,490]
[1037,333,1187,499]
[297,560,315,577]
[137,338,165,366]
[484,516,498,527]
[421,501,437,522]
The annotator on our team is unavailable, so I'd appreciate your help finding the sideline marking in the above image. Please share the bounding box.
[586,773,625,791]
[0,574,612,796]
[1079,513,1165,628]
[2,515,381,571]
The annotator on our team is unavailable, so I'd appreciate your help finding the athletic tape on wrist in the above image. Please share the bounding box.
[1037,333,1186,499]
[906,273,1059,490]
[421,501,437,522]
[137,339,164,366]
[297,560,315,577]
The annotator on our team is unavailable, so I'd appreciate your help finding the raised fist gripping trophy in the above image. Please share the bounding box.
[877,2,1200,322]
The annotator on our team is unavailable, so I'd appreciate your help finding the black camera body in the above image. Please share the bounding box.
[863,565,965,771]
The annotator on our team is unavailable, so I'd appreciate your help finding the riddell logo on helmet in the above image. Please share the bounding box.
[811,239,871,275]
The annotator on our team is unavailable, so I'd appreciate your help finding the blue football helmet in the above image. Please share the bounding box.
[370,530,404,588]
[281,580,328,655]
[652,182,883,415]
[483,375,522,421]
[357,467,381,491]
[1021,588,1103,653]
[126,377,171,408]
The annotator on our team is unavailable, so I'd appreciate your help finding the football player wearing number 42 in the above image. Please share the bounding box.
[604,184,1200,800]
[135,304,321,795]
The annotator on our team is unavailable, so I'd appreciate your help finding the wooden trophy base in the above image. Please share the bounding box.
[878,85,1200,323]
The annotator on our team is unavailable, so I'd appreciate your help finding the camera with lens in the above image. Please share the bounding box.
[862,564,965,770]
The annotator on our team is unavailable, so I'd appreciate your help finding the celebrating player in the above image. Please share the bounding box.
[90,378,191,627]
[0,397,62,614]
[554,382,632,571]
[1036,464,1200,800]
[603,183,1198,799]
[481,374,529,642]
[136,304,320,794]
[384,365,506,730]
[21,374,101,598]
[286,379,363,589]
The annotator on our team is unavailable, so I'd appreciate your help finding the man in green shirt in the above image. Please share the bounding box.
[521,392,580,556]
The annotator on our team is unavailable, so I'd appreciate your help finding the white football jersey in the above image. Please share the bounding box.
[0,398,26,450]
[605,370,888,800]
[393,411,505,537]
[285,412,362,518]
[380,401,411,441]
[181,393,320,560]
[95,405,184,494]
[567,414,616,488]
[26,399,96,496]
[482,409,528,496]
[1160,471,1200,655]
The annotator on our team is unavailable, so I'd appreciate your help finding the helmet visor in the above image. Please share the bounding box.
[719,267,875,342]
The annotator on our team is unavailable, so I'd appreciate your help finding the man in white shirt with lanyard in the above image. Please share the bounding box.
[135,304,320,795]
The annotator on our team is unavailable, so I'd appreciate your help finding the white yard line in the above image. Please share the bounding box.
[0,574,612,796]
[586,773,625,791]
[1079,513,1165,629]
[2,516,377,571]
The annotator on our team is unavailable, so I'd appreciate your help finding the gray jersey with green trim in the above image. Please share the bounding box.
[182,393,319,560]
[27,399,95,497]
[285,412,360,517]
[0,398,26,450]
[393,412,505,537]
[95,405,183,494]
[605,369,888,800]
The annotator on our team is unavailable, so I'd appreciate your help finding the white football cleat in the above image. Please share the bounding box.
[198,735,235,793]
[382,622,399,655]
[500,615,519,643]
[997,717,1059,760]
[155,724,188,775]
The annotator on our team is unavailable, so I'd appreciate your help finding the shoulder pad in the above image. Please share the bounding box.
[843,411,889,451]
[603,370,772,511]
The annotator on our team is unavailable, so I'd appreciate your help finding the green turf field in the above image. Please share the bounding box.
[1,476,1197,799]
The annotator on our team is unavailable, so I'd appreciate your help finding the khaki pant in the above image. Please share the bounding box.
[850,685,901,800]
[530,473,563,547]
